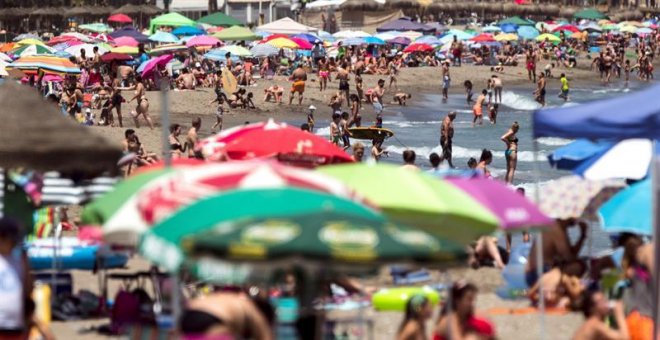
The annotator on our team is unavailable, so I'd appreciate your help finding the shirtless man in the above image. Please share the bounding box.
[128,75,154,129]
[336,63,350,103]
[441,60,450,101]
[491,75,503,103]
[572,292,629,340]
[473,89,487,126]
[534,72,547,107]
[117,64,134,88]
[264,85,283,104]
[440,111,456,168]
[192,62,207,87]
[186,117,202,159]
[371,79,386,115]
[525,218,587,288]
[106,75,124,127]
[289,64,307,105]
[176,68,196,90]
[603,51,613,84]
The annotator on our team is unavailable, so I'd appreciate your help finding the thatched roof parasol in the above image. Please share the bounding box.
[0,82,122,173]
[540,4,560,16]
[387,0,419,9]
[112,4,142,15]
[501,3,520,15]
[90,6,115,16]
[65,6,93,17]
[340,0,385,10]
[31,7,64,16]
[486,3,503,14]
[139,5,163,15]
[559,7,577,18]
[429,1,448,11]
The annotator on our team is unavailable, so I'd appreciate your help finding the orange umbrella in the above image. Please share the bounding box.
[0,43,16,53]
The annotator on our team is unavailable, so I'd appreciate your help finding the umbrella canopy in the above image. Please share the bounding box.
[536,33,561,42]
[443,29,474,41]
[172,26,205,36]
[319,163,499,245]
[136,161,362,225]
[539,176,625,221]
[446,178,552,231]
[568,139,652,180]
[482,26,502,33]
[108,13,132,23]
[197,12,241,27]
[186,35,221,48]
[13,34,41,42]
[333,30,372,39]
[574,8,608,20]
[7,55,80,75]
[256,17,318,35]
[414,35,440,45]
[363,36,386,45]
[599,179,651,236]
[249,43,279,57]
[114,36,139,47]
[0,53,11,62]
[15,38,46,47]
[0,82,121,172]
[553,24,579,33]
[100,52,132,63]
[499,16,535,26]
[207,45,252,59]
[47,35,78,46]
[198,119,353,165]
[149,12,196,34]
[388,36,412,45]
[377,17,435,33]
[140,54,173,76]
[108,27,149,43]
[495,33,519,41]
[64,44,108,58]
[403,43,434,53]
[470,33,496,42]
[213,26,259,41]
[500,23,519,33]
[290,37,313,49]
[291,33,321,43]
[110,46,139,55]
[10,44,55,58]
[149,31,180,43]
[517,26,540,40]
[547,139,609,170]
[148,44,187,56]
[267,37,300,49]
[78,23,113,33]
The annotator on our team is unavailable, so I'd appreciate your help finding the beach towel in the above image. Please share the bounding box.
[485,306,570,315]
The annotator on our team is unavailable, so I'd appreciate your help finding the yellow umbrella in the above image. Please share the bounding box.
[622,20,644,27]
[598,19,613,26]
[620,26,637,33]
[111,46,139,55]
[15,38,46,46]
[571,31,587,40]
[267,37,299,49]
[418,0,433,6]
[495,33,518,41]
[535,33,561,42]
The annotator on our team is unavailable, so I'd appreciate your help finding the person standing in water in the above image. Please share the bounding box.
[501,122,519,184]
[534,72,546,107]
[491,75,503,103]
[473,90,487,126]
[329,113,341,146]
[559,73,569,102]
[440,111,456,168]
[476,149,493,177]
[441,60,450,101]
[464,80,473,105]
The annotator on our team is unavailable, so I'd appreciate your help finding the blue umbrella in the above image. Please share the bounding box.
[500,24,518,33]
[482,25,502,33]
[13,33,41,42]
[136,59,152,73]
[444,29,473,40]
[547,139,612,170]
[149,31,180,43]
[517,26,540,40]
[363,36,386,45]
[341,38,363,46]
[172,26,205,36]
[249,43,279,57]
[415,35,440,45]
[599,179,651,235]
[292,33,321,43]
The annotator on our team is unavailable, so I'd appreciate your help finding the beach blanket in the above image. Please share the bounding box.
[485,306,570,316]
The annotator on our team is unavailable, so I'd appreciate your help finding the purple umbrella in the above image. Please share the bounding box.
[109,27,150,43]
[446,177,553,231]
[388,37,411,45]
[377,17,435,33]
[141,54,173,77]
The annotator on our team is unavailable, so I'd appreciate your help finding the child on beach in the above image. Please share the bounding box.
[340,112,352,149]
[330,113,341,146]
[624,60,631,85]
[355,74,364,107]
[488,104,498,125]
[210,95,226,132]
[393,92,412,106]
[307,109,315,132]
[464,80,473,105]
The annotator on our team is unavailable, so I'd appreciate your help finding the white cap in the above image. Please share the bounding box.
[85,108,92,113]
[308,105,316,111]
[195,62,201,67]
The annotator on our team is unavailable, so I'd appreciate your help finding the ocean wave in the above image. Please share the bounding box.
[315,127,330,136]
[386,144,547,162]
[537,137,573,146]
[499,91,542,111]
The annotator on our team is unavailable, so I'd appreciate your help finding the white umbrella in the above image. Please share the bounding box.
[0,60,8,76]
[64,43,108,58]
[577,139,653,181]
[333,30,372,39]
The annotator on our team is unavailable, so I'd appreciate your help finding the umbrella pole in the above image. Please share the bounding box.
[652,142,659,339]
[532,140,546,340]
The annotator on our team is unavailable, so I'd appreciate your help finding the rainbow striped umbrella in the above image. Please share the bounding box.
[10,44,55,58]
[148,44,188,56]
[7,55,81,75]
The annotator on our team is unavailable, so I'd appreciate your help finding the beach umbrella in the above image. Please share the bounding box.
[260,33,288,43]
[109,27,150,43]
[100,52,132,63]
[319,164,499,245]
[482,25,502,33]
[446,178,552,231]
[110,46,139,55]
[637,27,653,34]
[172,25,205,36]
[213,25,260,41]
[552,24,579,33]
[0,43,16,53]
[517,26,540,39]
[290,37,313,50]
[60,32,94,43]
[8,55,81,75]
[47,35,79,46]
[197,12,241,27]
[135,161,363,225]
[13,34,41,42]
[0,53,11,62]
[340,37,364,46]
[535,33,561,42]
[620,25,637,33]
[10,44,55,58]
[141,187,463,273]
[399,30,423,40]
[376,31,401,41]
[114,36,139,47]
[64,43,108,58]
[500,23,519,33]
[266,37,299,49]
[78,23,113,33]
[574,8,608,20]
[0,60,8,76]
[149,31,180,43]
[579,23,602,33]
[149,12,196,34]
[148,43,187,56]
[207,45,252,59]
[91,33,115,44]
[414,35,440,45]
[572,139,652,180]
[363,36,386,45]
[15,38,47,47]
[403,43,434,53]
[186,35,221,48]
[547,139,611,170]
[599,179,651,236]
[538,176,625,221]
[333,30,372,39]
[0,82,121,172]
[388,36,411,45]
[249,43,279,57]
[444,29,474,40]
[108,13,132,24]
[139,54,173,76]
[199,119,353,165]
[470,33,496,42]
[292,33,321,43]
[498,16,534,26]
[495,33,519,41]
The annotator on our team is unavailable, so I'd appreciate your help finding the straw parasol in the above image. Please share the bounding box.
[559,7,577,19]
[65,6,93,18]
[139,5,163,15]
[30,7,63,17]
[0,82,122,173]
[501,3,518,16]
[429,1,447,12]
[112,4,142,15]
[387,0,419,9]
[487,3,503,15]
[340,0,385,10]
[90,6,115,16]
[539,4,560,17]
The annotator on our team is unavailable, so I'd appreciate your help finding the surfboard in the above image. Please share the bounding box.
[348,127,394,140]
[221,67,237,94]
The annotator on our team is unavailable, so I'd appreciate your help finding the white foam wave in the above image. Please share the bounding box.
[315,127,330,136]
[537,137,573,146]
[387,145,546,162]
[499,91,542,111]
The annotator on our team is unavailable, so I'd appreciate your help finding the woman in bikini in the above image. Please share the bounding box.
[476,149,492,178]
[318,57,329,91]
[168,123,186,159]
[128,75,154,129]
[501,122,520,184]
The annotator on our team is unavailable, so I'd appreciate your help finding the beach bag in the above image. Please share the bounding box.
[110,290,141,334]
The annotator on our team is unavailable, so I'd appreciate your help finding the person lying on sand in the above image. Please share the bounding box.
[528,265,585,309]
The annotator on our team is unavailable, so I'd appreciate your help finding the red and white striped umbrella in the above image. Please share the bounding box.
[136,160,363,225]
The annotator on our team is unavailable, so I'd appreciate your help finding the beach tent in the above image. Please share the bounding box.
[149,12,196,34]
[213,26,259,41]
[256,17,318,35]
[498,16,535,26]
[574,8,608,20]
[109,27,150,43]
[376,17,435,33]
[197,12,241,27]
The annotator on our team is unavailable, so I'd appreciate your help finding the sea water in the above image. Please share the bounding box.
[288,80,647,252]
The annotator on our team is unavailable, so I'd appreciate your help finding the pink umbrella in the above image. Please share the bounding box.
[141,54,173,76]
[185,35,221,48]
[446,177,553,231]
[90,33,115,43]
[108,13,132,24]
[114,36,138,47]
[290,37,313,50]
